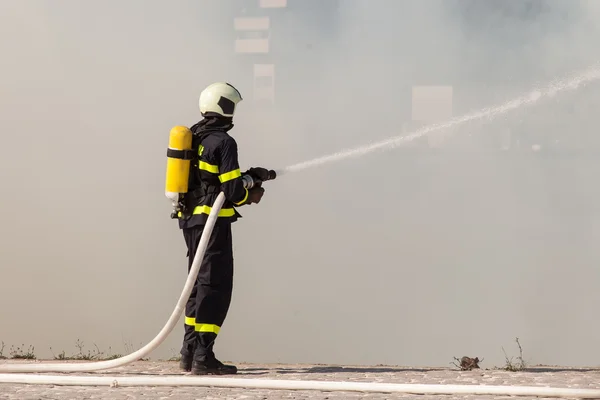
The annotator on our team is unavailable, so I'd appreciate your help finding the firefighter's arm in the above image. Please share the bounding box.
[217,138,250,206]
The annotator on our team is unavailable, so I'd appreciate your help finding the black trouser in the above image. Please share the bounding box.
[180,220,234,360]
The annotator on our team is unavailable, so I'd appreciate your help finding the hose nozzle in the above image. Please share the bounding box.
[241,169,277,189]
[265,169,277,180]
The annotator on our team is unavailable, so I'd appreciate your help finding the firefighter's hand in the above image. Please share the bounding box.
[245,167,272,182]
[246,186,265,205]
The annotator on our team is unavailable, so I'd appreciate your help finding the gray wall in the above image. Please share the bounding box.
[1,0,600,368]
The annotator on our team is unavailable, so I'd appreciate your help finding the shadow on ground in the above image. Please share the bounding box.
[7,360,600,376]
[238,365,600,375]
[240,366,446,374]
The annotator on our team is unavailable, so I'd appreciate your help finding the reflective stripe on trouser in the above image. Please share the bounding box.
[180,221,234,357]
[184,317,221,334]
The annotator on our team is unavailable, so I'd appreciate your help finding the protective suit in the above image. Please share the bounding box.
[177,82,272,375]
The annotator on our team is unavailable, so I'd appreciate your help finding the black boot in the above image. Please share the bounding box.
[179,353,193,372]
[191,332,237,375]
[179,328,197,372]
[191,356,238,375]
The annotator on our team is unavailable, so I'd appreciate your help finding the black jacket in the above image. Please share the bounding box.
[178,118,249,229]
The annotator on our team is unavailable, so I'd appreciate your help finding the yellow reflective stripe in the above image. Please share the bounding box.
[193,205,235,217]
[219,168,241,183]
[177,205,236,218]
[197,162,240,184]
[184,317,221,334]
[234,188,248,206]
[199,161,219,174]
[195,323,221,334]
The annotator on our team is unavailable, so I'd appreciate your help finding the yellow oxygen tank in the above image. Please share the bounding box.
[165,125,193,217]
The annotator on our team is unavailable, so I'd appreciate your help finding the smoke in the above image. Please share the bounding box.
[1,0,600,368]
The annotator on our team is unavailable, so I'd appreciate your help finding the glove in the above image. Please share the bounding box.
[245,167,273,182]
[245,186,265,205]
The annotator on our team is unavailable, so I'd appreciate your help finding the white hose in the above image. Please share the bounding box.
[2,192,600,399]
[0,192,227,373]
[1,374,600,398]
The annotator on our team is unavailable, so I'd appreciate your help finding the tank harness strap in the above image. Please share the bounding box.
[166,148,196,160]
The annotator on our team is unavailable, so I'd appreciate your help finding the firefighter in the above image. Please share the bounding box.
[177,82,273,375]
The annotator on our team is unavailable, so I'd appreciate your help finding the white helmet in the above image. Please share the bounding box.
[198,82,243,118]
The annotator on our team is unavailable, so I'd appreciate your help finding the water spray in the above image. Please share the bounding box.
[276,63,600,176]
[2,65,600,397]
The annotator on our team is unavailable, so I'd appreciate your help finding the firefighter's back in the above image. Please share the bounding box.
[178,128,242,229]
